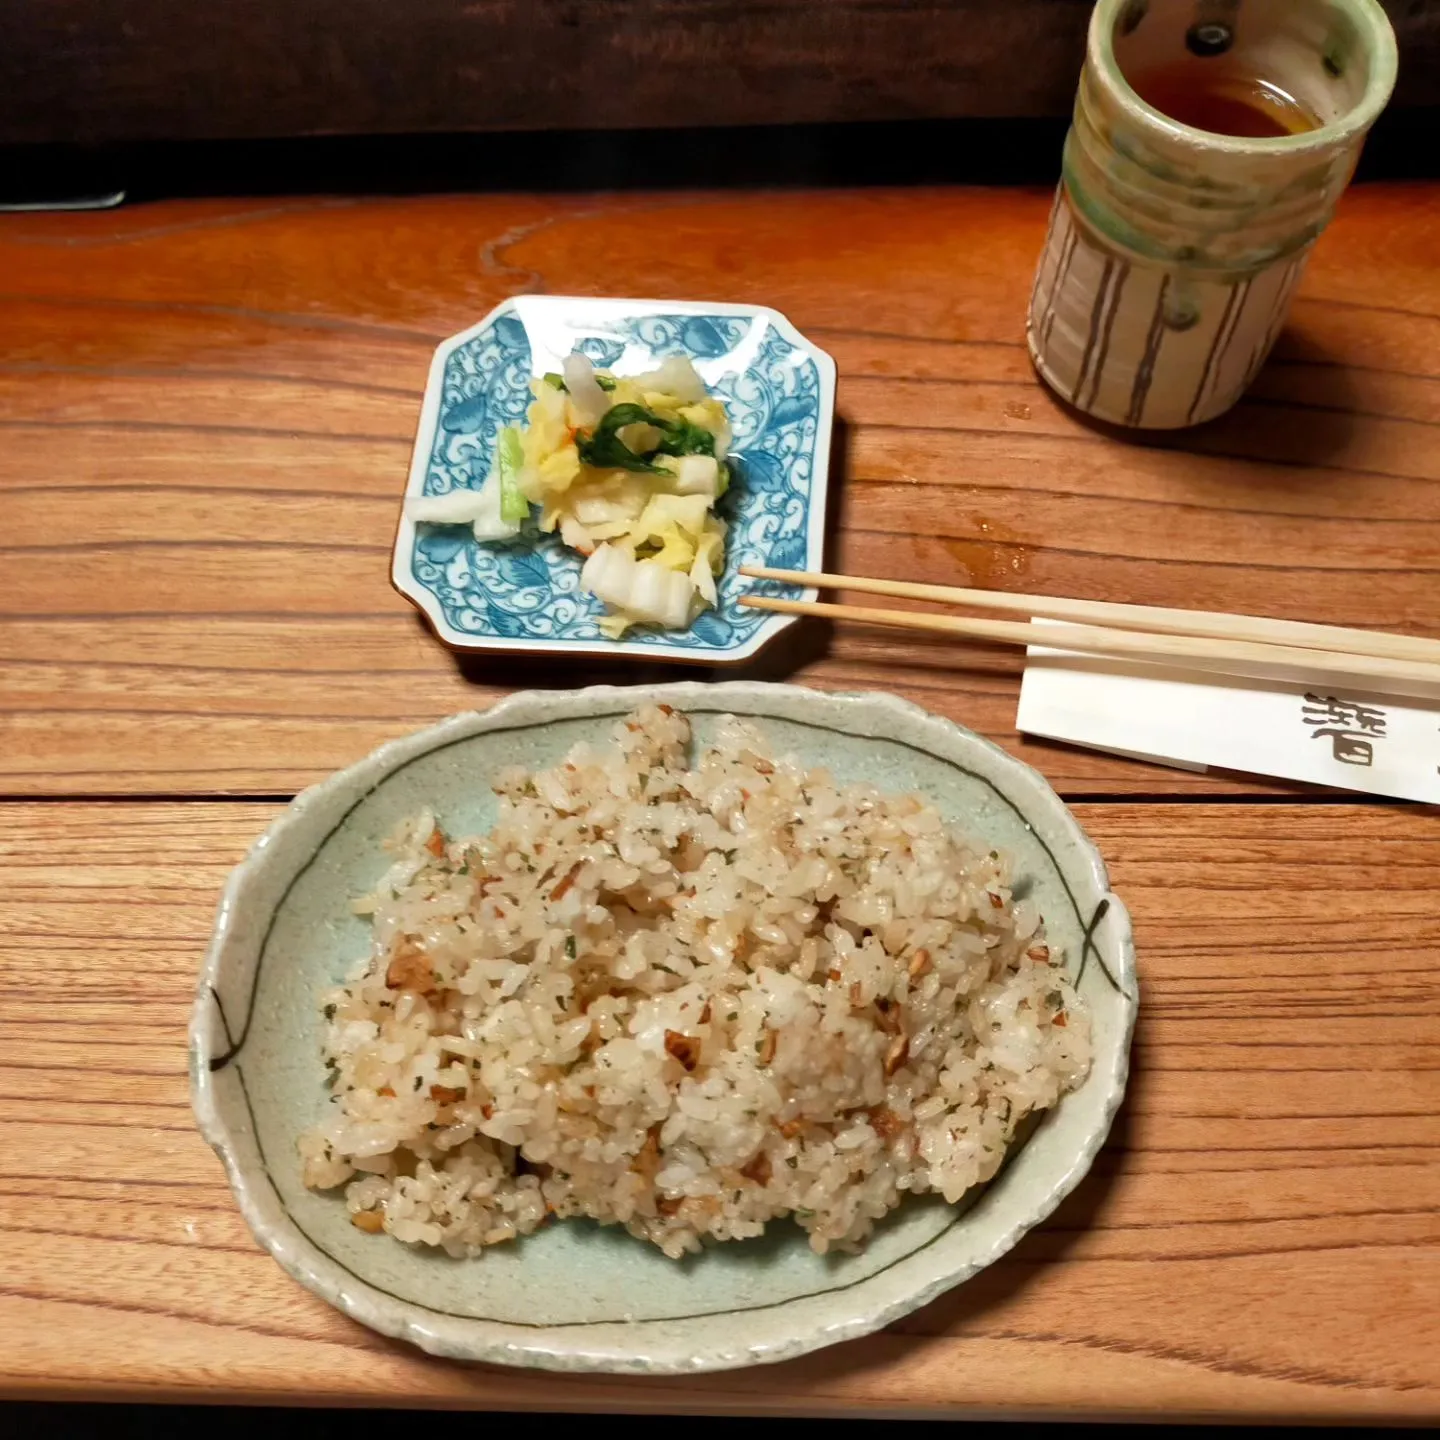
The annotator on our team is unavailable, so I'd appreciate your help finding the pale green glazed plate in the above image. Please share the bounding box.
[190,682,1137,1373]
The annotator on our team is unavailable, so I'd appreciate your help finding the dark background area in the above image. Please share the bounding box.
[4,103,1437,214]
[2,0,1437,209]
[0,0,1436,148]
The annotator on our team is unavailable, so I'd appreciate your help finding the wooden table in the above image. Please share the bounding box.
[2,184,1438,1421]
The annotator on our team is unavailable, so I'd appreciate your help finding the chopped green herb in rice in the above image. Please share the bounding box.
[299,705,1090,1259]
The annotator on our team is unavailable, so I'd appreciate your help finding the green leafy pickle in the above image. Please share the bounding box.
[576,402,717,474]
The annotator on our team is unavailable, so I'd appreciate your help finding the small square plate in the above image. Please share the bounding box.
[392,295,836,664]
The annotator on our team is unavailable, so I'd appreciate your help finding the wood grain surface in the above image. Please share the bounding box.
[3,185,1440,797]
[2,180,1439,1418]
[1,799,1436,1418]
[1,0,1437,146]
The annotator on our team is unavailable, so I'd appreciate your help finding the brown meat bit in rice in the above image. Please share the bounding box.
[632,1125,662,1177]
[755,1028,777,1065]
[550,862,583,902]
[987,890,1005,909]
[872,997,901,1035]
[673,835,709,873]
[1028,944,1051,963]
[385,942,437,994]
[424,826,446,858]
[664,1030,701,1071]
[351,1210,385,1233]
[656,1194,683,1217]
[740,1150,772,1185]
[777,1117,807,1139]
[884,1033,909,1076]
[377,1085,396,1098]
[430,1084,466,1105]
[869,1106,908,1140]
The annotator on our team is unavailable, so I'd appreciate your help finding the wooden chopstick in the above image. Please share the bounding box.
[737,594,1440,697]
[740,565,1440,666]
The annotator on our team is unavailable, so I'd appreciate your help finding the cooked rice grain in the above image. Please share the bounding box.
[300,705,1091,1258]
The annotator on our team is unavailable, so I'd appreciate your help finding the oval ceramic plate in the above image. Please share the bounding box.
[392,296,836,664]
[191,683,1137,1374]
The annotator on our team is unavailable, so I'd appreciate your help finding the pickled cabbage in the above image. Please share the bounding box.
[408,350,733,636]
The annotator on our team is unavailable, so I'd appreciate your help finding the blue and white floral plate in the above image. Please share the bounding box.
[393,296,837,664]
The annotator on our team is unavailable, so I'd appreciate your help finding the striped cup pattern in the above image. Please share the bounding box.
[1027,186,1308,430]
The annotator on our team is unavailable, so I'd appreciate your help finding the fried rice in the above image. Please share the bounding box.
[300,704,1091,1258]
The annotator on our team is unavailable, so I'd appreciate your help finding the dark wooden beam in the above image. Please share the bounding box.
[1,0,1433,148]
